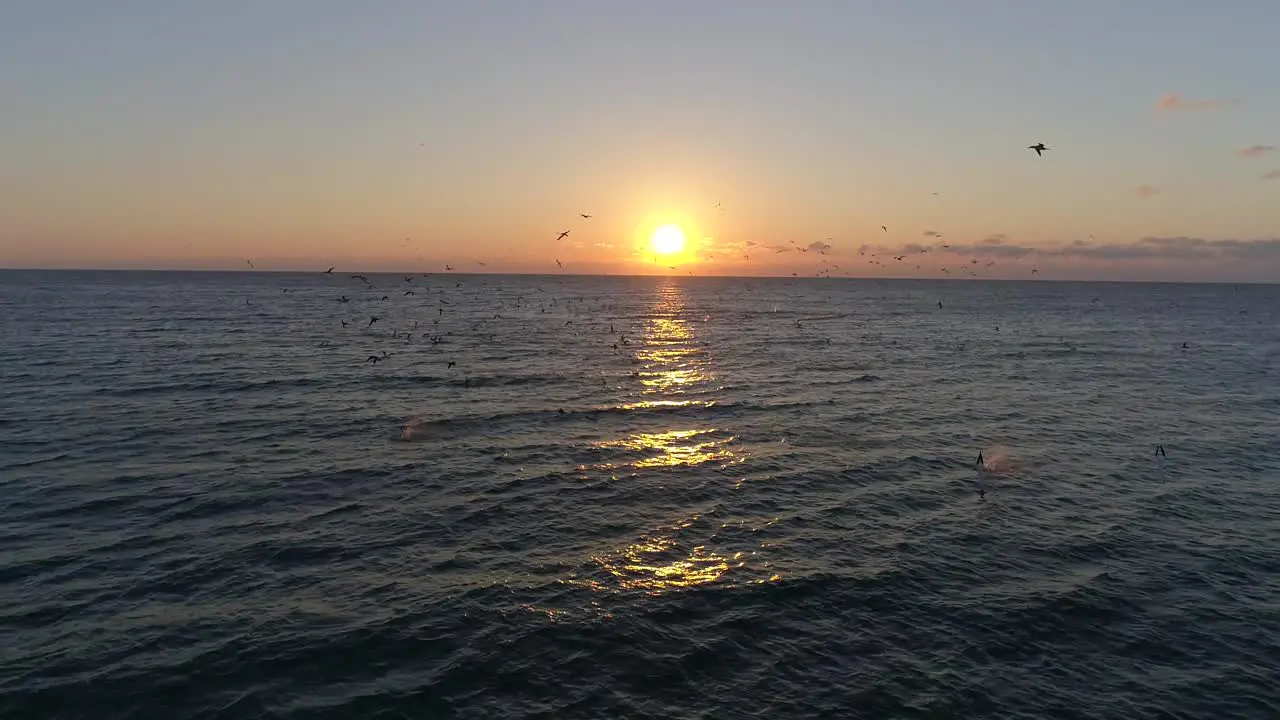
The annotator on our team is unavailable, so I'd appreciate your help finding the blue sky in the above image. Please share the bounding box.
[2,1,1278,280]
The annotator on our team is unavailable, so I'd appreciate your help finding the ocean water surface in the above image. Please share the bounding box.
[1,270,1278,719]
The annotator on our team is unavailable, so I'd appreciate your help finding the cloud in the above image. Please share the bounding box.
[1134,184,1161,199]
[1262,170,1280,181]
[982,233,1007,244]
[807,240,831,253]
[1056,236,1280,262]
[923,230,943,238]
[1156,92,1239,113]
[873,236,1280,265]
[1237,145,1277,159]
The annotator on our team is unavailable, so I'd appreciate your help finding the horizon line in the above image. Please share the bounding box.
[0,266,1274,287]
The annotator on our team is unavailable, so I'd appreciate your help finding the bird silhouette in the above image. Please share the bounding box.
[323,267,335,274]
[556,230,571,241]
[1028,143,1049,156]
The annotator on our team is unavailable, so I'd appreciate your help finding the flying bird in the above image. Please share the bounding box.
[368,317,380,327]
[579,213,592,219]
[881,226,887,232]
[555,259,563,268]
[245,259,255,269]
[1028,143,1049,156]
[323,267,335,274]
[556,230,571,241]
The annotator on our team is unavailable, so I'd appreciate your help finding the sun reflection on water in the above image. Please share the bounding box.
[592,428,739,469]
[572,516,737,594]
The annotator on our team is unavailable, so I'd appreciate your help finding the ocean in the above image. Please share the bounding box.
[1,269,1278,719]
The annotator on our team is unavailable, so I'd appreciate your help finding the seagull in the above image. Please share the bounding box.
[404,276,414,283]
[368,317,379,327]
[555,259,563,268]
[881,226,887,232]
[366,355,382,364]
[351,274,368,282]
[323,267,335,274]
[445,265,453,271]
[556,230,571,241]
[404,291,415,296]
[246,259,255,269]
[1028,143,1049,156]
[447,361,456,369]
[976,452,987,498]
[337,296,350,303]
[341,320,349,327]
[579,213,592,219]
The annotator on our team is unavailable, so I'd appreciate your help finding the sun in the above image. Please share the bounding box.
[650,224,686,256]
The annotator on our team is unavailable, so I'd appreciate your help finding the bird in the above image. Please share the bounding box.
[368,317,379,327]
[404,276,414,283]
[404,291,415,296]
[366,355,382,364]
[579,213,592,220]
[337,296,350,303]
[246,259,255,269]
[1028,143,1049,156]
[341,320,349,327]
[447,361,456,369]
[323,267,335,274]
[881,226,887,232]
[445,265,453,271]
[975,452,987,498]
[555,259,563,269]
[351,274,368,282]
[556,230,571,241]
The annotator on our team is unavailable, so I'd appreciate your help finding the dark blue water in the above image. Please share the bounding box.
[2,270,1279,719]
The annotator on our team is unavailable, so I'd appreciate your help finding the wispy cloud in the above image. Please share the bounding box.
[1263,170,1280,181]
[1134,184,1161,199]
[871,236,1280,264]
[923,230,943,238]
[1155,92,1239,113]
[1238,145,1277,159]
[982,233,1007,244]
[807,240,831,253]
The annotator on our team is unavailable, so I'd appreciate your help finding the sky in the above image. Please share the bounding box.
[2,1,1279,281]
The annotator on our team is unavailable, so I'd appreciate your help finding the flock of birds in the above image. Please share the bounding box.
[243,139,1191,496]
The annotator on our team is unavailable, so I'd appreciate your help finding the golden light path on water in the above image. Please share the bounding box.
[568,282,778,595]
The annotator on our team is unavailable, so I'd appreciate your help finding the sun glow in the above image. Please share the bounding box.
[650,225,686,256]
